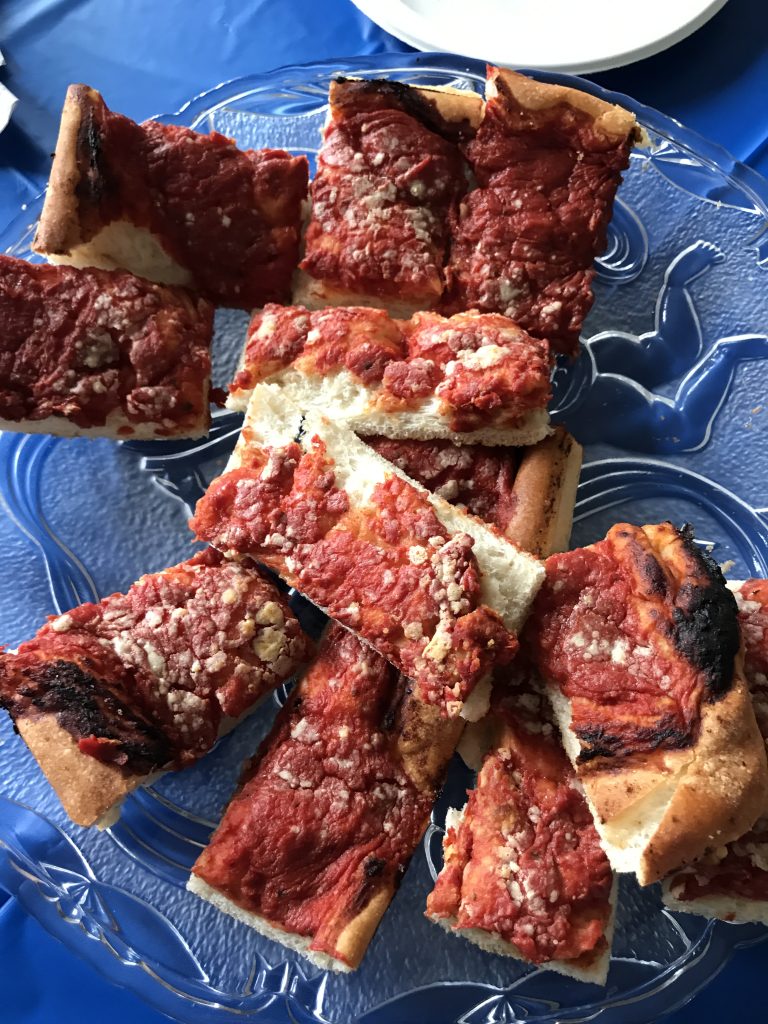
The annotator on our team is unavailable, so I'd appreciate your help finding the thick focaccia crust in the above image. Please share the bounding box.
[0,254,213,440]
[0,551,312,828]
[529,523,768,885]
[227,304,552,447]
[189,625,463,971]
[34,84,308,308]
[487,67,638,142]
[296,77,481,311]
[33,85,190,280]
[505,428,582,558]
[191,383,545,717]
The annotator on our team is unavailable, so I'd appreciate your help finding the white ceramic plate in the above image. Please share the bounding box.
[350,0,729,72]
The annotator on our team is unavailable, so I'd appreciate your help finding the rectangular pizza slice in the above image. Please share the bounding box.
[443,67,638,356]
[188,622,462,971]
[663,578,768,923]
[524,523,768,885]
[0,254,213,439]
[295,77,482,317]
[362,427,582,560]
[426,670,616,985]
[0,548,313,826]
[190,383,545,720]
[33,84,309,309]
[227,304,551,446]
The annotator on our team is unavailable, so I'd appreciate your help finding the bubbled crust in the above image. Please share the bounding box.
[33,84,96,255]
[537,522,768,885]
[487,67,638,142]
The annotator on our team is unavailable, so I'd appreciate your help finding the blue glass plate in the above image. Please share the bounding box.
[0,53,767,1024]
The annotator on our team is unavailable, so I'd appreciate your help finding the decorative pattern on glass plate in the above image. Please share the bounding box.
[0,53,766,1024]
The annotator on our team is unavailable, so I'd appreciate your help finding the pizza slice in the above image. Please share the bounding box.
[295,77,482,317]
[189,622,462,971]
[363,427,582,559]
[663,578,768,923]
[524,523,768,885]
[33,85,309,309]
[443,67,638,356]
[0,548,312,826]
[227,304,551,446]
[426,669,616,985]
[190,383,545,720]
[0,254,213,439]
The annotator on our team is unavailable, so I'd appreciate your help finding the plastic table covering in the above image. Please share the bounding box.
[0,0,767,1021]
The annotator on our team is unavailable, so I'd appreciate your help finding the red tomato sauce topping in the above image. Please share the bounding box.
[526,528,713,763]
[0,549,311,770]
[0,255,212,434]
[71,89,308,308]
[192,625,439,966]
[363,436,520,533]
[443,80,633,355]
[191,436,517,714]
[230,304,551,432]
[427,678,613,965]
[300,84,468,304]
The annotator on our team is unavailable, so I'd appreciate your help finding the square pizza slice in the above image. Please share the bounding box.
[443,67,639,356]
[0,548,313,826]
[525,523,768,885]
[190,384,545,720]
[0,254,213,439]
[295,77,482,317]
[663,578,768,923]
[426,669,616,985]
[227,304,552,446]
[33,85,309,309]
[189,623,462,971]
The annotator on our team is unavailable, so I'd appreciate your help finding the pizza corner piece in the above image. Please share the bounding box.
[0,253,215,440]
[0,548,313,828]
[227,303,552,447]
[189,381,546,722]
[188,622,464,972]
[525,522,768,887]
[32,82,309,309]
[426,669,616,986]
[661,578,768,924]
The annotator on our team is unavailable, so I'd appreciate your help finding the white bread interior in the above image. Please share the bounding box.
[232,384,545,634]
[187,874,351,972]
[228,367,551,448]
[45,220,193,288]
[545,685,684,877]
[661,881,768,926]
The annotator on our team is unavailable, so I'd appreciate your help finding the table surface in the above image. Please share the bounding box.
[1,0,767,1021]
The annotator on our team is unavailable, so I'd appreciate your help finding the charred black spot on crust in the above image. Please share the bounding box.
[576,718,692,763]
[76,106,108,207]
[364,856,386,878]
[636,547,668,597]
[673,525,739,699]
[332,76,479,143]
[16,660,172,775]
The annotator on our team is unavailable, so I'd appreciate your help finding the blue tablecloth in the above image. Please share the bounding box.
[1,1,766,1020]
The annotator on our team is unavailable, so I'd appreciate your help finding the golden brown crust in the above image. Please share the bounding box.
[544,522,768,885]
[292,268,430,318]
[328,77,484,132]
[640,654,768,884]
[33,84,97,256]
[17,714,145,827]
[487,66,637,141]
[331,881,399,969]
[507,428,583,558]
[396,697,464,793]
